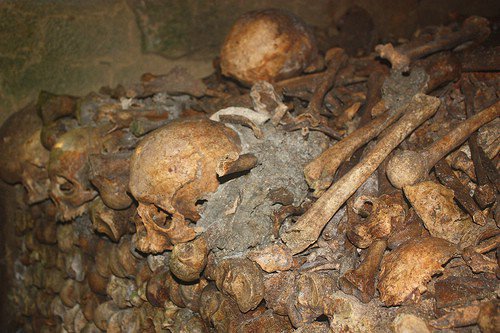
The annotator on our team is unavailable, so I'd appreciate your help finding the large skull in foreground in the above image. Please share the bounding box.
[0,104,50,204]
[129,118,242,253]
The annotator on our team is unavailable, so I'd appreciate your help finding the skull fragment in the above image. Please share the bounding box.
[0,104,50,204]
[129,118,242,253]
[48,127,102,221]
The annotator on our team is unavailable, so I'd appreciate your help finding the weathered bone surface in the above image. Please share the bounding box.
[89,152,133,210]
[282,94,440,254]
[129,118,243,253]
[48,127,117,221]
[375,16,490,72]
[89,197,135,242]
[169,237,208,282]
[212,257,264,313]
[386,101,500,189]
[403,181,480,247]
[347,193,406,249]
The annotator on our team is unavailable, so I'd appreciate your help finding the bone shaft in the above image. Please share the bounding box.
[284,94,440,254]
[305,73,392,192]
[314,105,404,176]
[424,101,500,168]
[340,239,387,303]
[462,77,491,186]
[473,234,500,254]
[431,305,481,329]
[419,52,461,93]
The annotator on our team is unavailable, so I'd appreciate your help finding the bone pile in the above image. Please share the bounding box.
[1,8,499,333]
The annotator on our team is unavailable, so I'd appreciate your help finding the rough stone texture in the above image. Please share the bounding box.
[0,0,498,125]
[197,123,328,253]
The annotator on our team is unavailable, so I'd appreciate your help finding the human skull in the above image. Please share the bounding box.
[49,126,135,221]
[129,118,242,253]
[0,104,50,204]
[220,9,318,86]
[48,127,101,221]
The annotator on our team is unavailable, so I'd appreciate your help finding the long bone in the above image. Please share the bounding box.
[282,94,440,254]
[305,52,460,195]
[386,101,500,189]
[304,71,386,196]
[305,48,348,119]
[462,76,498,208]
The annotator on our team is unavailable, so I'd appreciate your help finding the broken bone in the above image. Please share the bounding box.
[347,193,406,249]
[250,81,289,125]
[435,159,488,225]
[305,48,348,119]
[216,152,258,177]
[209,107,269,125]
[305,55,460,196]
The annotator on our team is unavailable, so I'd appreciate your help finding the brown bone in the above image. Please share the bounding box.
[378,237,457,306]
[339,239,387,303]
[305,53,460,196]
[169,237,208,282]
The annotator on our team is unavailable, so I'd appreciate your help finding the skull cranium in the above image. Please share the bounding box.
[129,118,242,253]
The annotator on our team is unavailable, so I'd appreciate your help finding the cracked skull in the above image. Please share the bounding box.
[129,118,242,253]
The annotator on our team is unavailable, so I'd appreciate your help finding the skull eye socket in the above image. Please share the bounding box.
[56,176,75,195]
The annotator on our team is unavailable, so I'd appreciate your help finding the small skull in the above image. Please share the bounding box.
[129,118,242,253]
[48,127,101,221]
[0,104,50,204]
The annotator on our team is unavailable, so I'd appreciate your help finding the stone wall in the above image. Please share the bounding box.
[0,0,498,124]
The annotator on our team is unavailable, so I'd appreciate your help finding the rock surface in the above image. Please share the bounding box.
[198,123,327,253]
